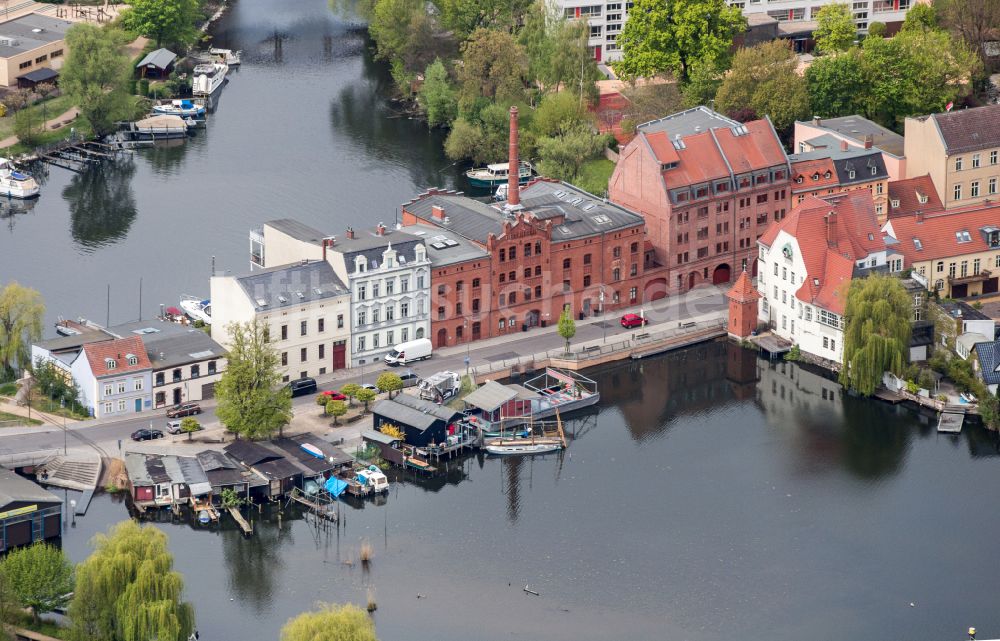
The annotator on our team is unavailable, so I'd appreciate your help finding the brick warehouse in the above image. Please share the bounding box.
[609,106,791,295]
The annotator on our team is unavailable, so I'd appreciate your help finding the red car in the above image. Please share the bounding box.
[321,390,347,401]
[620,313,648,329]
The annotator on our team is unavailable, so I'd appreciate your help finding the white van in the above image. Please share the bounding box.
[384,338,432,366]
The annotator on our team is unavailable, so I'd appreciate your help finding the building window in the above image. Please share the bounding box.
[972,182,980,198]
[563,258,571,269]
[281,324,288,340]
[417,274,425,289]
[104,402,113,414]
[372,309,380,323]
[402,328,409,342]
[372,283,380,298]
[386,306,394,321]
[990,178,997,195]
[956,157,964,171]
[630,263,638,276]
[401,302,409,317]
[386,280,394,295]
[318,318,325,333]
[386,331,393,346]
[499,294,506,306]
[510,247,517,260]
[117,381,126,394]
[173,368,182,382]
[208,361,217,375]
[613,247,622,258]
[191,365,200,378]
[401,278,409,293]
[500,248,506,261]
[973,154,981,168]
[524,268,532,278]
[357,310,366,325]
[612,268,621,281]
[534,286,542,298]
[991,151,998,165]
[438,306,446,320]
[18,61,31,70]
[104,384,112,397]
[155,373,164,386]
[281,352,288,366]
[949,262,957,277]
[472,278,481,288]
[629,287,637,301]
[358,336,366,352]
[583,275,591,287]
[300,320,307,336]
[974,258,981,274]
[50,49,62,58]
[358,285,366,301]
[337,314,344,328]
[118,399,126,412]
[823,336,829,349]
[472,298,480,312]
[954,184,962,200]
[535,265,542,276]
[319,344,325,360]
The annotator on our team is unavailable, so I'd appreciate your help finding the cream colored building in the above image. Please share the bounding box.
[0,14,72,87]
[904,105,1000,210]
[211,260,352,382]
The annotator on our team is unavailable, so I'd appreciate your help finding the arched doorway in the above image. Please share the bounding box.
[525,309,540,328]
[712,263,731,285]
[436,328,447,348]
[415,327,425,339]
[644,278,668,302]
[688,271,699,290]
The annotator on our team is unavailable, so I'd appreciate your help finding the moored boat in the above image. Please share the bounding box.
[0,158,39,198]
[179,296,212,325]
[152,99,206,118]
[465,161,534,188]
[209,47,241,66]
[484,441,563,456]
[130,115,192,139]
[192,62,228,96]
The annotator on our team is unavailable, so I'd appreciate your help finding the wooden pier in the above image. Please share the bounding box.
[227,507,253,535]
[289,489,339,522]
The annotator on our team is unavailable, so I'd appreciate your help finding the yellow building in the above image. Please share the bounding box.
[882,203,1000,298]
[904,104,1000,210]
[0,14,72,87]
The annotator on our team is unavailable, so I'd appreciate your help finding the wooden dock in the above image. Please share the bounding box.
[289,489,339,522]
[227,507,253,535]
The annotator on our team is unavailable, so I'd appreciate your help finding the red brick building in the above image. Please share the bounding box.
[402,179,667,348]
[609,106,791,294]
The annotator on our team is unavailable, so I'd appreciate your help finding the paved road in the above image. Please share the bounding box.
[0,286,727,459]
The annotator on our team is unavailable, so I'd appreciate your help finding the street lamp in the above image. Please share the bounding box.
[599,287,606,343]
[463,318,470,381]
[60,397,67,455]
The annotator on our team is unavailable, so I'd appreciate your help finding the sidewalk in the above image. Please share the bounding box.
[0,107,79,149]
[0,398,66,425]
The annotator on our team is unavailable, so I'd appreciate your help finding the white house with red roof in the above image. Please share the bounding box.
[69,336,153,418]
[756,192,888,363]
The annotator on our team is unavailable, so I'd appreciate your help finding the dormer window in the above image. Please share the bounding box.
[891,199,900,208]
[848,170,855,179]
[812,172,819,181]
[796,175,804,184]
[105,358,116,369]
[870,166,877,175]
[824,171,832,179]
[917,192,928,204]
[126,353,138,366]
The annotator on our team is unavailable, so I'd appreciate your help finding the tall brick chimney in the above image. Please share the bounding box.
[826,211,837,247]
[432,205,445,220]
[346,226,355,240]
[507,105,520,208]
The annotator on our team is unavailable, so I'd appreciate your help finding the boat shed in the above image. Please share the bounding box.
[124,452,172,506]
[196,450,252,503]
[135,47,176,78]
[267,435,353,482]
[462,380,531,426]
[372,394,462,447]
[224,440,302,499]
[0,466,62,552]
[362,429,405,466]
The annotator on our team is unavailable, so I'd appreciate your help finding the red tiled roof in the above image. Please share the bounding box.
[658,131,731,188]
[790,157,839,193]
[887,175,944,219]
[83,336,151,378]
[761,192,884,315]
[712,120,788,175]
[727,269,760,302]
[884,202,1000,266]
[644,131,680,164]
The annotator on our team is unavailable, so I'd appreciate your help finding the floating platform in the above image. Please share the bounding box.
[938,411,965,433]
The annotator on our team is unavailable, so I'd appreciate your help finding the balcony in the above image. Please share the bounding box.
[948,270,992,285]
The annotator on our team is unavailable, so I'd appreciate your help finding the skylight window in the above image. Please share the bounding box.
[956,230,972,243]
[591,214,612,225]
[913,238,923,250]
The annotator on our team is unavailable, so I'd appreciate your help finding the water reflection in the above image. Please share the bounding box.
[63,160,137,250]
[0,196,38,232]
[220,506,296,612]
[141,136,197,175]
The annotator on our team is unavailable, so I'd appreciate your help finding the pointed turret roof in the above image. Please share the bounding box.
[727,270,760,303]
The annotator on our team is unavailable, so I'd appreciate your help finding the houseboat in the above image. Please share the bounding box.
[465,161,534,188]
[192,62,228,96]
[462,368,599,432]
[0,158,39,199]
[152,99,206,118]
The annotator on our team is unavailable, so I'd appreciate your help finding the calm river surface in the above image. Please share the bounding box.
[60,342,1000,641]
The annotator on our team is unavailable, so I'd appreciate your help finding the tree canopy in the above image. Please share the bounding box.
[215,320,292,440]
[558,306,576,355]
[457,29,529,105]
[0,282,44,380]
[615,0,745,83]
[59,25,132,137]
[715,40,809,131]
[376,372,403,398]
[281,603,378,641]
[120,0,201,48]
[839,274,912,396]
[0,543,73,622]
[936,0,999,65]
[813,4,857,54]
[69,521,194,641]
[417,59,458,128]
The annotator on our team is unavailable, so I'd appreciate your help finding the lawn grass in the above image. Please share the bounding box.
[0,411,42,427]
[0,94,77,140]
[574,157,615,197]
[6,610,72,639]
[0,381,17,397]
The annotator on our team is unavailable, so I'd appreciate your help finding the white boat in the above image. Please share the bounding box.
[0,158,39,198]
[179,296,212,325]
[131,115,192,139]
[465,161,533,188]
[485,441,563,456]
[192,62,228,96]
[151,99,206,118]
[356,465,388,493]
[209,48,241,66]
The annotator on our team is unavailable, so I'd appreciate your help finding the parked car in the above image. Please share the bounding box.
[166,420,203,435]
[620,313,648,329]
[131,428,164,441]
[378,370,419,392]
[321,390,347,401]
[166,402,201,418]
[360,383,379,392]
[288,377,318,398]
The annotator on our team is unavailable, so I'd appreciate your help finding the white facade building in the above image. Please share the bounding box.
[559,1,631,62]
[756,192,887,364]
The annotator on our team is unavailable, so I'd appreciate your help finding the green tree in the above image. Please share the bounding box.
[0,282,44,380]
[13,108,44,147]
[119,0,201,48]
[519,3,600,100]
[532,91,587,138]
[619,78,684,132]
[316,393,330,412]
[220,487,244,508]
[0,543,73,623]
[340,383,361,407]
[280,603,378,641]
[866,21,887,38]
[59,25,132,137]
[69,521,194,641]
[839,274,912,396]
[215,320,292,440]
[368,0,421,62]
[715,40,809,131]
[901,2,938,31]
[435,0,531,40]
[557,306,576,355]
[327,399,347,425]
[444,117,485,161]
[805,47,867,117]
[615,0,745,83]
[444,102,518,163]
[813,4,857,54]
[457,29,528,104]
[356,388,377,412]
[418,59,458,127]
[376,372,403,398]
[936,0,999,66]
[536,125,609,183]
[179,416,200,441]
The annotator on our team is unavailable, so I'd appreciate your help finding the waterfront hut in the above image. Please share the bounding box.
[197,450,251,504]
[135,47,177,79]
[361,430,405,466]
[266,436,353,492]
[0,466,62,552]
[224,441,301,500]
[372,394,462,447]
[124,452,173,508]
[462,380,527,430]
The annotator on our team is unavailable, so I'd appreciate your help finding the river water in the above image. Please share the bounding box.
[58,342,1000,641]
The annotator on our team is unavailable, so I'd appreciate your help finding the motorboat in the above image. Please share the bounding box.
[152,99,206,118]
[465,161,534,188]
[192,62,228,96]
[0,158,39,198]
[179,296,212,325]
[356,465,388,493]
[209,47,241,66]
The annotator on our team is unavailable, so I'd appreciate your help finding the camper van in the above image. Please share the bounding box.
[384,338,433,366]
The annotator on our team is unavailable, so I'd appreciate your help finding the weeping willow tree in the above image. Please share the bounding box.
[281,603,379,641]
[839,274,912,396]
[68,521,194,641]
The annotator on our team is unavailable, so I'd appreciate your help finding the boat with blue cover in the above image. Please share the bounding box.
[0,158,39,198]
[152,99,206,118]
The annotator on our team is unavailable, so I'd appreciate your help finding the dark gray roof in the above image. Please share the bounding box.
[266,219,326,245]
[18,67,58,83]
[224,440,283,466]
[36,328,114,352]
[464,380,517,412]
[790,148,888,185]
[330,228,426,274]
[392,393,460,421]
[197,450,238,471]
[235,260,348,313]
[124,452,170,486]
[362,429,401,445]
[136,48,176,70]
[927,104,1000,154]
[0,14,72,56]
[0,466,61,508]
[975,341,1000,385]
[373,395,457,432]
[402,225,488,266]
[109,319,224,370]
[940,300,992,321]
[636,106,738,138]
[799,115,905,157]
[402,194,504,243]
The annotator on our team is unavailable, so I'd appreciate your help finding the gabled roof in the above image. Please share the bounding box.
[790,147,887,186]
[798,115,905,157]
[0,466,61,509]
[224,440,283,467]
[83,336,151,378]
[265,219,326,245]
[924,104,1000,154]
[881,202,1000,265]
[727,270,760,303]
[464,380,517,412]
[136,48,176,70]
[373,395,458,432]
[974,340,1000,385]
[790,157,839,192]
[887,175,943,219]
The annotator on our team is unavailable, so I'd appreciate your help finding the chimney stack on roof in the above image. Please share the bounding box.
[346,226,355,240]
[506,105,520,208]
[376,222,386,236]
[813,116,821,127]
[840,139,849,152]
[432,205,445,220]
[916,210,924,223]
[863,134,873,149]
[826,211,838,247]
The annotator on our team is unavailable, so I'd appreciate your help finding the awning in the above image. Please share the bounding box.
[17,68,58,84]
[463,380,517,412]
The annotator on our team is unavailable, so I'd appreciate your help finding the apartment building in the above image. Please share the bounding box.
[72,337,153,419]
[788,143,890,219]
[558,1,632,62]
[609,106,790,294]
[757,192,887,363]
[794,115,906,181]
[885,175,943,219]
[904,104,1000,210]
[728,0,912,39]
